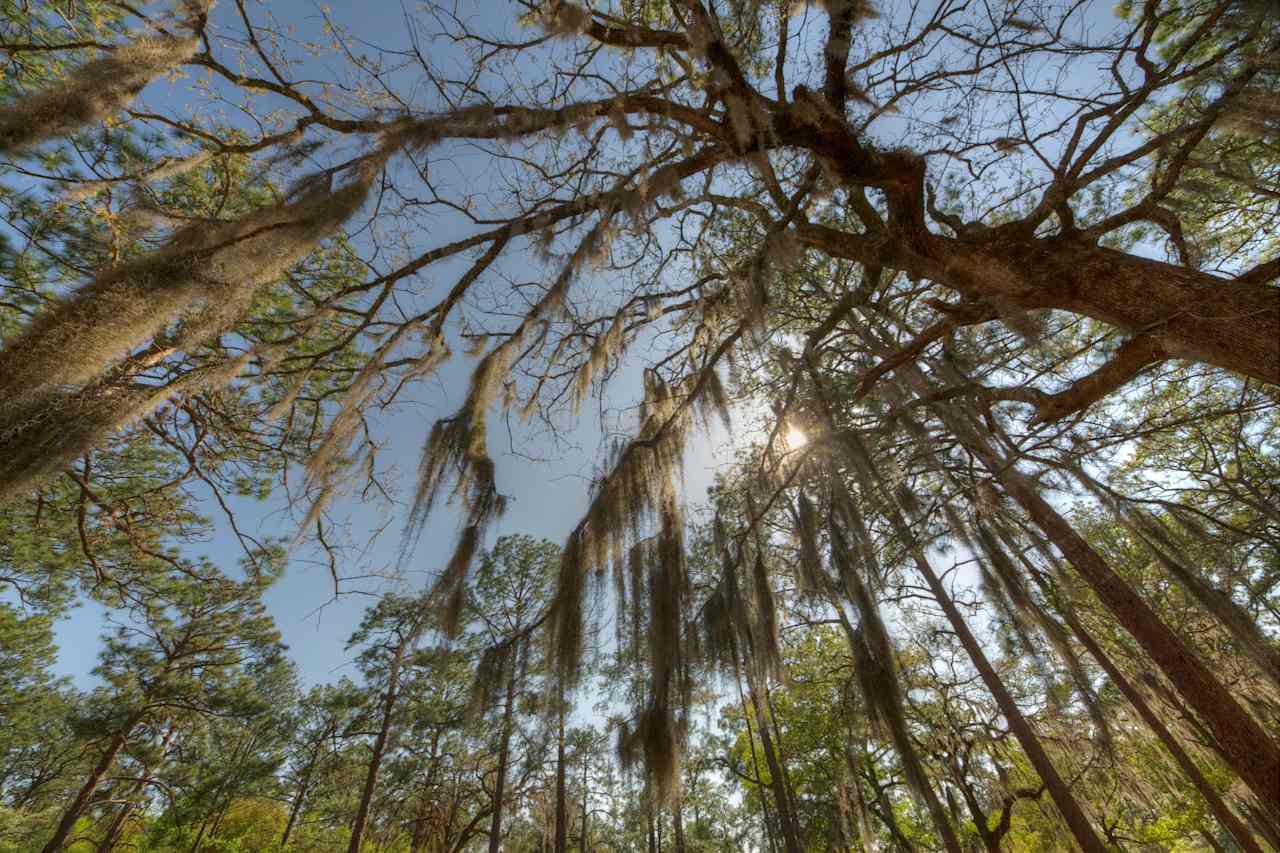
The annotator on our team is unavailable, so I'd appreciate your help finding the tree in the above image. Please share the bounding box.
[466,535,560,853]
[2,0,1278,847]
[343,593,430,853]
[38,569,284,852]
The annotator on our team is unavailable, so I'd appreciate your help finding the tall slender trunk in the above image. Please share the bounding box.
[579,755,589,853]
[96,802,135,853]
[838,428,1108,851]
[41,711,143,853]
[281,771,312,849]
[763,686,804,838]
[912,552,1108,851]
[554,693,568,853]
[409,814,430,853]
[909,369,1280,811]
[189,813,218,853]
[348,641,410,853]
[1111,500,1280,693]
[96,720,175,853]
[858,753,915,853]
[672,789,687,853]
[735,676,780,853]
[826,562,961,853]
[487,661,518,853]
[1000,521,1267,849]
[1051,593,1265,853]
[281,735,330,850]
[744,673,805,853]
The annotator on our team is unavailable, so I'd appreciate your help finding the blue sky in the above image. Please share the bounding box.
[46,0,744,689]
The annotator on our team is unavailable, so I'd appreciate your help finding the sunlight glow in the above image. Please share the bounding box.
[785,426,808,450]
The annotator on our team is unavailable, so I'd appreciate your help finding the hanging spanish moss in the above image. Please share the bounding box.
[975,518,1115,754]
[408,218,614,583]
[468,640,514,721]
[62,150,214,202]
[0,353,254,502]
[547,365,696,687]
[0,157,381,421]
[1070,468,1280,695]
[829,503,959,852]
[750,551,785,682]
[0,34,199,154]
[794,492,826,596]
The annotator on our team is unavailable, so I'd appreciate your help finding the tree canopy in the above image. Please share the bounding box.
[1,0,1277,850]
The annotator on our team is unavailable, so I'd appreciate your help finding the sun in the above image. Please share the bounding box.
[785,426,808,449]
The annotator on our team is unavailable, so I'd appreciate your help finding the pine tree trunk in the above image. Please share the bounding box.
[347,641,408,853]
[554,695,568,853]
[280,769,312,850]
[96,720,175,853]
[736,678,780,853]
[910,550,1108,851]
[1052,599,1265,853]
[915,381,1280,811]
[828,576,962,853]
[744,674,805,853]
[487,662,518,853]
[409,815,429,853]
[41,712,141,853]
[95,802,134,853]
[837,426,1108,851]
[672,789,687,853]
[579,757,589,853]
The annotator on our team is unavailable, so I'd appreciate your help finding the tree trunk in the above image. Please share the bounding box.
[744,674,805,853]
[912,374,1280,811]
[281,738,327,850]
[795,220,1280,385]
[579,756,589,853]
[410,815,429,853]
[672,789,687,853]
[1050,595,1265,853]
[96,802,135,853]
[827,565,962,853]
[41,713,141,853]
[911,551,1109,852]
[280,773,311,849]
[348,641,409,853]
[736,677,780,853]
[1118,505,1280,693]
[838,428,1108,851]
[96,720,175,853]
[554,692,567,853]
[487,661,518,853]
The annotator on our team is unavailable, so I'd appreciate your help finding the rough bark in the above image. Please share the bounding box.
[796,223,1280,388]
[913,551,1109,852]
[744,674,805,853]
[836,425,1108,850]
[1058,600,1264,853]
